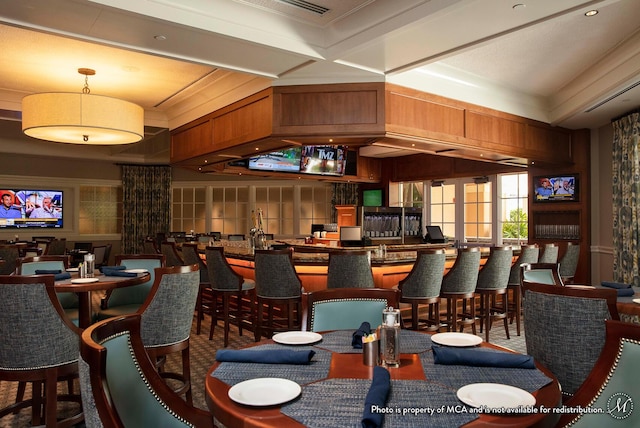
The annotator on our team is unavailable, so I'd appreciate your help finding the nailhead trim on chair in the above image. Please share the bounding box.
[99,331,195,427]
[0,358,78,371]
[310,297,387,329]
[565,338,639,426]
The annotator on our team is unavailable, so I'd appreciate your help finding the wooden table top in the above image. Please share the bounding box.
[205,331,561,428]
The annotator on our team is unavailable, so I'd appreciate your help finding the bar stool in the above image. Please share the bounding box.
[538,242,559,264]
[398,249,446,331]
[475,246,513,342]
[559,242,580,284]
[181,243,213,336]
[439,247,481,334]
[254,249,302,340]
[204,246,255,347]
[160,241,185,267]
[327,250,374,289]
[507,244,539,336]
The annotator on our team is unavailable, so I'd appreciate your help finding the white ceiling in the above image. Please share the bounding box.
[0,0,639,163]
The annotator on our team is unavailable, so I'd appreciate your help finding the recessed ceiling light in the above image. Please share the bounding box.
[585,10,598,17]
[512,4,526,10]
[154,35,167,41]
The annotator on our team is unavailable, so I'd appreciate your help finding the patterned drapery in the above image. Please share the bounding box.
[121,165,171,254]
[612,112,640,285]
[331,183,359,223]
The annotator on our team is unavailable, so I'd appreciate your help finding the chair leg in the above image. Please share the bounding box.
[237,292,244,337]
[254,301,263,342]
[196,288,203,335]
[223,293,230,348]
[14,382,26,414]
[502,294,510,340]
[182,347,193,406]
[31,381,43,426]
[45,369,57,428]
[484,294,490,343]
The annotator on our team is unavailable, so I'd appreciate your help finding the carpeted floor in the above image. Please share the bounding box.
[0,301,525,427]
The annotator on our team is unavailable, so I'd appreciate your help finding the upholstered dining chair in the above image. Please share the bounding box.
[79,314,213,428]
[143,236,160,254]
[398,249,446,331]
[94,254,165,321]
[521,262,563,286]
[439,247,481,334]
[0,244,19,275]
[160,241,185,267]
[0,274,83,427]
[204,246,255,347]
[302,288,400,332]
[44,238,67,255]
[227,234,246,241]
[326,250,374,289]
[523,282,619,402]
[253,249,303,340]
[538,242,559,264]
[507,244,539,336]
[181,243,213,336]
[474,246,513,342]
[559,242,580,284]
[557,320,640,427]
[92,244,111,269]
[138,264,201,405]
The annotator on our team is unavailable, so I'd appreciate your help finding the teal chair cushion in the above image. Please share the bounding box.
[570,340,640,426]
[523,269,556,285]
[104,332,193,427]
[310,300,387,332]
[106,259,162,307]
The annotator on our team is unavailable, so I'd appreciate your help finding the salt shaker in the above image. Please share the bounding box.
[379,306,400,367]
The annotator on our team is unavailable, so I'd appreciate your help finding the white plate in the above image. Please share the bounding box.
[228,378,301,406]
[431,332,483,347]
[633,299,640,305]
[457,383,536,409]
[123,268,148,274]
[71,277,99,284]
[66,267,78,272]
[272,331,322,345]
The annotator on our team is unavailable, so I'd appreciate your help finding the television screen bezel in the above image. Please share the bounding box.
[362,189,383,207]
[247,147,302,173]
[299,145,347,177]
[533,174,579,202]
[0,189,64,229]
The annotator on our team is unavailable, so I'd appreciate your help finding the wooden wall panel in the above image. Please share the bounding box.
[211,94,273,150]
[466,110,526,148]
[170,119,212,163]
[526,124,572,160]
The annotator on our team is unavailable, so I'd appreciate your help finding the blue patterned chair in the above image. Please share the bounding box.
[557,320,640,427]
[254,249,302,340]
[205,246,255,347]
[538,242,559,264]
[327,250,374,289]
[181,243,213,336]
[0,274,82,427]
[138,264,201,405]
[559,242,580,284]
[302,287,400,332]
[523,282,619,402]
[475,246,513,342]
[398,249,446,330]
[94,253,165,321]
[161,241,185,267]
[80,314,213,428]
[439,247,481,334]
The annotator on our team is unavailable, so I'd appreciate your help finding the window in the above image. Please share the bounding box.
[499,173,529,243]
[401,181,424,208]
[430,183,456,238]
[255,186,295,235]
[210,186,249,235]
[172,187,206,233]
[300,185,332,236]
[79,185,122,234]
[464,181,492,243]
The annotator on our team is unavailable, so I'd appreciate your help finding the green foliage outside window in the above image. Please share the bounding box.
[502,208,528,238]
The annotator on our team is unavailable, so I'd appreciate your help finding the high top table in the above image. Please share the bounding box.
[205,330,561,427]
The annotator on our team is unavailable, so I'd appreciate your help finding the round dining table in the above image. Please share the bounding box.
[55,271,150,328]
[205,330,561,428]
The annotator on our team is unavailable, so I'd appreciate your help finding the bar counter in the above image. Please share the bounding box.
[189,241,513,292]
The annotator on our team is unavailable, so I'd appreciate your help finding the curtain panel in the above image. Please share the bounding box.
[612,112,640,285]
[331,183,359,223]
[121,165,171,254]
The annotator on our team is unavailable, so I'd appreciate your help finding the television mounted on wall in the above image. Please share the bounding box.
[0,189,63,229]
[248,147,302,173]
[362,189,383,207]
[299,145,346,176]
[533,174,579,202]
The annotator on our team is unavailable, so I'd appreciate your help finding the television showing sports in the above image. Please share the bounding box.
[0,189,63,229]
[362,189,383,207]
[299,145,346,176]
[248,147,302,173]
[534,174,578,202]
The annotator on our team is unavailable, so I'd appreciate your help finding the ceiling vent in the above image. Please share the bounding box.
[277,0,329,14]
[585,80,640,113]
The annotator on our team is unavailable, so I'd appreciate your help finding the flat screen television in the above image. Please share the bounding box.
[248,147,302,173]
[339,226,362,247]
[0,189,63,229]
[424,225,445,243]
[533,174,578,202]
[299,145,346,176]
[362,189,383,207]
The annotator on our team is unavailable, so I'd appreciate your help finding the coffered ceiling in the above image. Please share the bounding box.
[0,0,638,164]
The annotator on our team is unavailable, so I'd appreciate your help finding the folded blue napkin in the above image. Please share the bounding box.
[362,366,390,428]
[432,346,535,369]
[601,281,631,289]
[215,349,316,364]
[35,270,71,281]
[617,288,635,297]
[101,267,137,277]
[352,322,372,349]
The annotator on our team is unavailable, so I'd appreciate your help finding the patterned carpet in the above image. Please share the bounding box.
[0,302,525,427]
